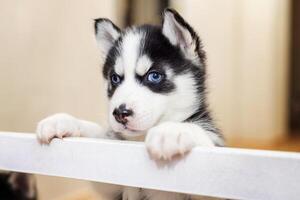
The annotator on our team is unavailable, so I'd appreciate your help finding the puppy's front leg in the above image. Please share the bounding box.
[36,113,108,144]
[145,122,220,160]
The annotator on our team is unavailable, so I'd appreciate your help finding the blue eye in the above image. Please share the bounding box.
[147,72,163,83]
[111,74,121,85]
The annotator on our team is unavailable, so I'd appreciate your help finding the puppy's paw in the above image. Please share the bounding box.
[145,122,214,160]
[36,113,81,144]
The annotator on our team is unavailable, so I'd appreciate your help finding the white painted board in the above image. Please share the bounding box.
[0,132,299,200]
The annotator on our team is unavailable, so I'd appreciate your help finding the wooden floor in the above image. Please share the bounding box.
[229,135,300,152]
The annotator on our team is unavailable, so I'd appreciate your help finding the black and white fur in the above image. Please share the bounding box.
[36,9,224,200]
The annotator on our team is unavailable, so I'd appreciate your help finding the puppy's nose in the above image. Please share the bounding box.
[113,104,133,125]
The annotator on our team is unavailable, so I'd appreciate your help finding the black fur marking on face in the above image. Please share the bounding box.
[107,71,124,98]
[135,60,175,94]
[137,25,184,93]
[103,37,124,98]
[137,25,206,94]
[103,36,123,79]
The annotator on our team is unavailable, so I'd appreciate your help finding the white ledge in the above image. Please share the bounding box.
[0,132,300,200]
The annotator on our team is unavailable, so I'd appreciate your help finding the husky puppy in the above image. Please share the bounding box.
[36,8,224,200]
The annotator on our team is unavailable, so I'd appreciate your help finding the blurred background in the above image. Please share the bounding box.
[0,0,298,199]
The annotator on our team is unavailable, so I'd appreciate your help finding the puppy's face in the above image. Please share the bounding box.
[95,9,206,137]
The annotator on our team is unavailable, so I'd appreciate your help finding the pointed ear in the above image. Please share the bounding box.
[94,18,121,56]
[162,9,203,64]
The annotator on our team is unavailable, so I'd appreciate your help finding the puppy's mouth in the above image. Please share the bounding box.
[119,116,163,135]
[118,126,146,138]
[123,125,144,133]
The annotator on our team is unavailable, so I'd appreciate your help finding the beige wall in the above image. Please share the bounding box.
[0,0,121,133]
[0,1,119,199]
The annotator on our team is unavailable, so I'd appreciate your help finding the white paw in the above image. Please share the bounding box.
[145,122,214,160]
[36,113,81,144]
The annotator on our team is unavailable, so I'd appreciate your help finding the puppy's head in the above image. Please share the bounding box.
[94,9,206,137]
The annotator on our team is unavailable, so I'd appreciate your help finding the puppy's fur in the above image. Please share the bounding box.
[37,9,224,200]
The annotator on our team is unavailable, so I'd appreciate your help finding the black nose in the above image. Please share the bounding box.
[113,104,133,125]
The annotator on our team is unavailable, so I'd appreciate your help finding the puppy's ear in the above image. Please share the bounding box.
[94,18,121,56]
[162,9,203,64]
